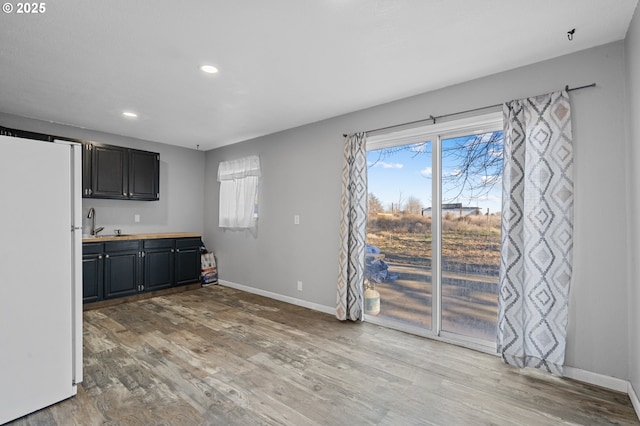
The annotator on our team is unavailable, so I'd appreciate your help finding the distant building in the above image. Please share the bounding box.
[421,204,481,217]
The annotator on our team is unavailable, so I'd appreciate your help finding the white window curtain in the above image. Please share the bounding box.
[498,90,573,375]
[217,155,260,229]
[336,133,368,321]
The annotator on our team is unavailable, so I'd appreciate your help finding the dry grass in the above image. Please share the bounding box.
[367,213,501,267]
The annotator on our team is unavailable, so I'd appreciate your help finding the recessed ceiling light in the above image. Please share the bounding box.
[122,111,138,118]
[200,65,219,74]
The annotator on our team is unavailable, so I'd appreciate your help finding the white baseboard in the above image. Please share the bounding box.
[629,382,640,421]
[216,280,640,421]
[563,366,629,393]
[564,367,640,420]
[218,280,336,316]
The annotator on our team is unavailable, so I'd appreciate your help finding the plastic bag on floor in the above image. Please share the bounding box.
[201,252,218,285]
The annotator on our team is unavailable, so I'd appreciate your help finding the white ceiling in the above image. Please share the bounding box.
[0,1,637,151]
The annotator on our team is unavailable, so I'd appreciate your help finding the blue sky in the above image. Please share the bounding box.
[367,133,503,214]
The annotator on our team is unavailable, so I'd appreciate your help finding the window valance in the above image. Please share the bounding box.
[218,155,261,181]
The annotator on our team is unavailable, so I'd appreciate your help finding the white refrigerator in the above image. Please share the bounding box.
[0,135,83,424]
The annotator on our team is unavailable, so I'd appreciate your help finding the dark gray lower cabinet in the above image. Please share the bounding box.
[104,240,141,299]
[82,243,104,303]
[82,237,201,303]
[175,238,202,286]
[144,239,175,291]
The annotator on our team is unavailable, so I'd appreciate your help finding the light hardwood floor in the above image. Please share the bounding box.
[10,286,639,425]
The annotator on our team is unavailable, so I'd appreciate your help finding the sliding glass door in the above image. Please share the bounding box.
[366,140,433,330]
[365,113,503,349]
[439,132,503,343]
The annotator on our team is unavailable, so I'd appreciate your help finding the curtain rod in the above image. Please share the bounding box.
[343,83,596,137]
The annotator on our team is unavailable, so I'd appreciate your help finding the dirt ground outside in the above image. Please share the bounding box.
[367,213,500,342]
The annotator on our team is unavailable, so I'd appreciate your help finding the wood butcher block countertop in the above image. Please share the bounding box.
[82,232,201,243]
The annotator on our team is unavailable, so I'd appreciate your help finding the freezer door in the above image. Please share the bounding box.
[0,136,80,424]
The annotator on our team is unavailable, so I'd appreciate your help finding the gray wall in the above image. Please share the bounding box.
[204,41,632,380]
[625,4,640,398]
[1,38,633,384]
[0,112,206,236]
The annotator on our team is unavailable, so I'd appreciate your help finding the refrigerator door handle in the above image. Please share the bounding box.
[55,140,83,389]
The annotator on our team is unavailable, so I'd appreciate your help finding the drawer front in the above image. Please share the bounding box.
[83,242,103,255]
[143,238,174,250]
[175,238,201,249]
[104,240,141,252]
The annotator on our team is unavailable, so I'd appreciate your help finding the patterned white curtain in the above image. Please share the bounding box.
[337,133,368,321]
[498,91,573,375]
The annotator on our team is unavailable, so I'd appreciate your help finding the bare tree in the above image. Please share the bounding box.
[368,193,384,214]
[368,133,503,204]
[405,196,422,215]
[441,132,503,202]
[395,191,405,214]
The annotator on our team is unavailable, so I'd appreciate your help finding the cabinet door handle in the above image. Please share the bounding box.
[88,188,92,195]
[98,255,102,259]
[129,192,132,197]
[123,192,126,196]
[171,249,174,253]
[142,251,145,257]
[105,254,109,259]
[176,249,180,253]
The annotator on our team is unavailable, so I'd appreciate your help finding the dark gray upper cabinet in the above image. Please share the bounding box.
[0,127,52,141]
[82,143,93,197]
[129,149,159,200]
[0,126,160,200]
[92,144,128,199]
[83,142,159,201]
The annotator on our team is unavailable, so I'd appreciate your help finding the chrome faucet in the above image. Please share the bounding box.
[87,207,104,236]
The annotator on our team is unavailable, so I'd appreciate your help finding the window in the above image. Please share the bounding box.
[217,155,260,229]
[365,112,503,350]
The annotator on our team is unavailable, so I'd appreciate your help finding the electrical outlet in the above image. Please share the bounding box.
[134,214,140,223]
[294,215,300,225]
[297,281,303,291]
